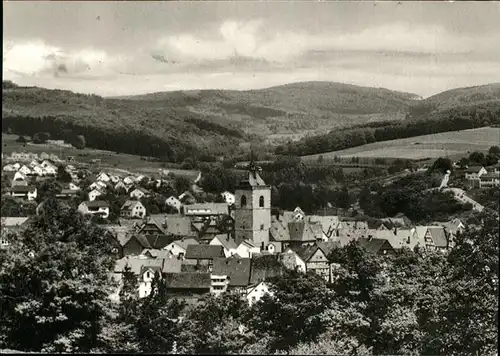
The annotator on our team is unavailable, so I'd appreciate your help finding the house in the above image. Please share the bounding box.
[69,182,80,191]
[123,176,136,186]
[307,215,340,239]
[183,203,229,217]
[121,200,147,219]
[42,165,57,176]
[109,174,121,184]
[56,189,79,199]
[211,257,252,293]
[31,165,44,176]
[1,217,32,248]
[357,237,396,255]
[185,245,225,268]
[279,248,307,273]
[11,178,28,187]
[234,239,261,258]
[141,248,175,259]
[165,196,182,212]
[88,189,103,202]
[49,154,60,162]
[137,216,168,236]
[89,181,107,192]
[479,172,500,188]
[164,238,200,258]
[270,217,324,252]
[40,160,55,169]
[130,187,150,200]
[246,281,273,306]
[432,219,465,237]
[40,152,50,160]
[9,185,37,201]
[465,166,488,187]
[115,181,131,193]
[221,191,236,205]
[3,164,17,172]
[121,235,153,256]
[286,244,331,280]
[18,165,32,176]
[28,160,40,168]
[78,201,110,219]
[163,272,212,300]
[209,234,239,257]
[96,172,111,183]
[418,226,452,251]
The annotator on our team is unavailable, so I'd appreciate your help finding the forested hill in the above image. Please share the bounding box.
[276,86,500,157]
[2,81,419,162]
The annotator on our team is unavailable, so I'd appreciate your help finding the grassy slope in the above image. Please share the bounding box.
[422,83,500,111]
[2,81,418,159]
[301,127,500,161]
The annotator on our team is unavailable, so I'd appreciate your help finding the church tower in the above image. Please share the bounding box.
[234,161,271,249]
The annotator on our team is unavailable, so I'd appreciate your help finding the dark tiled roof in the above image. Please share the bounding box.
[427,227,449,248]
[317,240,340,256]
[466,166,485,173]
[165,215,196,236]
[211,234,238,251]
[238,170,267,187]
[163,272,212,289]
[212,257,252,286]
[249,255,285,284]
[357,238,394,254]
[10,185,36,193]
[85,200,110,208]
[288,221,322,242]
[185,244,225,259]
[173,237,200,250]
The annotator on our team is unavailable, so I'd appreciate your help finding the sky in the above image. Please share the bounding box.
[3,1,500,97]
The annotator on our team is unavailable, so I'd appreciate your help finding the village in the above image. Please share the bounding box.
[2,148,498,307]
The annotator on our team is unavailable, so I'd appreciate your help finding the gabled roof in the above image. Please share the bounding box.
[141,248,174,259]
[126,234,152,249]
[212,234,238,251]
[163,272,212,289]
[249,255,285,285]
[185,244,225,259]
[357,238,394,254]
[172,237,200,250]
[165,215,195,236]
[121,200,143,211]
[270,217,291,242]
[212,257,252,286]
[289,245,324,263]
[138,217,167,235]
[427,226,449,248]
[84,200,110,208]
[131,187,150,194]
[317,240,341,256]
[288,221,323,242]
[1,217,31,227]
[466,166,485,173]
[307,215,340,236]
[114,256,164,275]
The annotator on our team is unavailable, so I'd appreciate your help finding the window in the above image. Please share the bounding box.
[147,271,151,278]
[259,195,264,207]
[260,223,264,230]
[241,195,247,207]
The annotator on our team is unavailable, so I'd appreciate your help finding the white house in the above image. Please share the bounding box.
[246,281,273,306]
[12,163,21,171]
[31,165,44,176]
[43,165,57,176]
[28,160,40,169]
[235,240,261,258]
[130,187,150,200]
[2,164,17,172]
[123,176,136,186]
[165,196,182,212]
[78,201,110,219]
[479,173,500,188]
[89,181,107,191]
[109,175,121,184]
[164,238,199,257]
[18,165,32,176]
[97,172,111,183]
[88,189,103,202]
[69,183,81,191]
[221,191,236,205]
[115,181,131,192]
[10,186,37,201]
[465,166,488,187]
[121,200,147,219]
[279,248,307,273]
[210,235,239,257]
[40,160,55,169]
[13,171,27,182]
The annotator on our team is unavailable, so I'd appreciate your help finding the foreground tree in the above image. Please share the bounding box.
[0,199,116,352]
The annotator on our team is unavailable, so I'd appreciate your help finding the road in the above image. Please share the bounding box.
[442,187,485,212]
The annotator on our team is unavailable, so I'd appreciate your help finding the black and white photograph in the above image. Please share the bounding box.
[1,1,499,354]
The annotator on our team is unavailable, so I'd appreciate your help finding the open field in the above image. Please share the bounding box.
[1,134,200,180]
[302,127,500,161]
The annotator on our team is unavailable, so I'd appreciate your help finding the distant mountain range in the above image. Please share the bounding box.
[2,80,499,162]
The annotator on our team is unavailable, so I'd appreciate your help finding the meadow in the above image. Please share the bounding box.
[302,127,500,161]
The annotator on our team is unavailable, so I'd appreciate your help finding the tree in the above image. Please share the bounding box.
[173,176,192,195]
[72,135,86,150]
[468,151,485,165]
[0,199,116,352]
[32,132,51,144]
[57,165,72,183]
[15,135,27,143]
[488,145,500,157]
[430,157,453,174]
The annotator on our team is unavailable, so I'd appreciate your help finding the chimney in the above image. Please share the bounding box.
[261,241,265,251]
[394,227,397,234]
[407,236,411,244]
